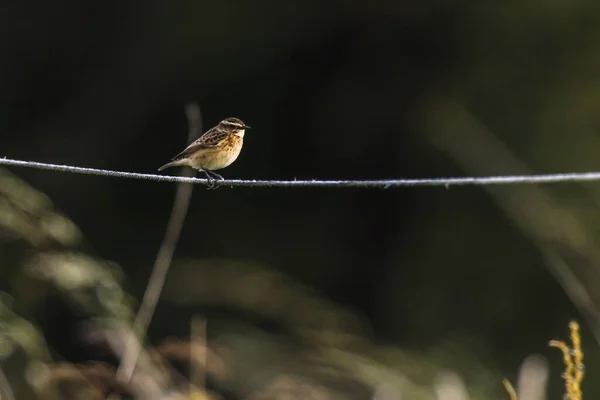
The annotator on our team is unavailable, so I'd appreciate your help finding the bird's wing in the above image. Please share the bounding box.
[170,128,228,161]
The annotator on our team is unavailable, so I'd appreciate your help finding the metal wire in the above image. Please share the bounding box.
[3,157,600,188]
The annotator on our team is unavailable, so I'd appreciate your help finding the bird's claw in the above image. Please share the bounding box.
[207,180,220,190]
[204,171,224,190]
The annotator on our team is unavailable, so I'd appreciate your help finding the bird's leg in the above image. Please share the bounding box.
[202,170,224,190]
[201,170,218,190]
[207,170,224,181]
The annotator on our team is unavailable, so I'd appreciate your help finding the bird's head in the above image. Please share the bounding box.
[220,117,251,137]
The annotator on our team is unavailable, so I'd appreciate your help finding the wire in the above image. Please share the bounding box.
[2,157,600,188]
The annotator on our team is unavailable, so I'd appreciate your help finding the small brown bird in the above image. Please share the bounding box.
[158,117,250,183]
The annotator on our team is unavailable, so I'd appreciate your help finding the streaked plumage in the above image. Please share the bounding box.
[158,117,250,185]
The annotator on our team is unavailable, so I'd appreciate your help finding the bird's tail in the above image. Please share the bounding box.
[158,159,186,171]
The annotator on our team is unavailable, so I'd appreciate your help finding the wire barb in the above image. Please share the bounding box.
[3,157,600,188]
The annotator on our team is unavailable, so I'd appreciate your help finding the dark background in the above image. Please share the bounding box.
[1,1,599,399]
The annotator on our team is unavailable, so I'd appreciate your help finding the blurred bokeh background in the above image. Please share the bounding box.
[1,0,599,399]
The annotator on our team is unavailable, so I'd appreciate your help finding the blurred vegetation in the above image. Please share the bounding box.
[2,0,600,398]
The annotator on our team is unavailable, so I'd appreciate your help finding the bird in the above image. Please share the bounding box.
[158,117,250,186]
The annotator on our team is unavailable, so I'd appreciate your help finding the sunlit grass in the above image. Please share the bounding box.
[504,320,584,400]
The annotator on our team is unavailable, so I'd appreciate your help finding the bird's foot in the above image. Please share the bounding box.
[203,170,224,190]
[207,179,220,190]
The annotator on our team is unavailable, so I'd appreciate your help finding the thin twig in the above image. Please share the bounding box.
[5,157,600,188]
[115,103,202,383]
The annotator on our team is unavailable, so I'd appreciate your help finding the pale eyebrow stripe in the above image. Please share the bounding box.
[222,122,243,129]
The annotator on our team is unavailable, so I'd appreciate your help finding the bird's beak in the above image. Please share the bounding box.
[243,125,252,130]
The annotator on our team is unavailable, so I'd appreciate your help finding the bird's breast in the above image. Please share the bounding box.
[198,136,243,170]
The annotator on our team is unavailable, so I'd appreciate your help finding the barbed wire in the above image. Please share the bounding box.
[2,157,600,188]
